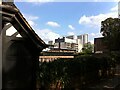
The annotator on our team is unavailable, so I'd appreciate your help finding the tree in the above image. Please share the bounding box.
[82,42,94,54]
[100,18,120,51]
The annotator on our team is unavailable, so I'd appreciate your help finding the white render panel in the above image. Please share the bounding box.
[76,39,83,52]
[65,38,76,43]
[84,34,88,44]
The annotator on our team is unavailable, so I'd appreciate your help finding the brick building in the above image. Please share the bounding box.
[94,37,108,53]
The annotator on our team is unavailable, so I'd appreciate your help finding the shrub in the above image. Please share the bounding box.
[38,55,116,89]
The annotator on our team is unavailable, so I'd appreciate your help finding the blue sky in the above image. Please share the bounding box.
[15,0,119,44]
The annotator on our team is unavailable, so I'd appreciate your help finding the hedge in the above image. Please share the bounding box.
[37,55,116,89]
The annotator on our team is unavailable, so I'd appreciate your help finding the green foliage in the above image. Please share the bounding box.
[38,55,116,89]
[82,42,94,54]
[100,18,120,51]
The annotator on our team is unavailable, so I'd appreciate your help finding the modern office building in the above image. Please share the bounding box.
[48,34,88,52]
[41,34,88,62]
[77,34,88,45]
[54,37,76,50]
[76,39,82,52]
[48,41,54,45]
[66,35,74,39]
[77,34,88,52]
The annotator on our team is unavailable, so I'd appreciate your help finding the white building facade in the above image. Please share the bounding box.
[50,34,88,52]
[54,37,76,50]
[77,34,88,52]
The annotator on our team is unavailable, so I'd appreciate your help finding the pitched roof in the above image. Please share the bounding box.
[0,2,47,50]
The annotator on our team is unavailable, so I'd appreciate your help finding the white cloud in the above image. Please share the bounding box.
[94,0,103,2]
[79,4,118,44]
[26,15,39,20]
[89,40,94,44]
[22,14,60,43]
[23,14,39,27]
[89,33,103,44]
[79,3,119,29]
[35,29,60,43]
[23,14,39,21]
[46,21,60,27]
[68,25,75,30]
[113,0,120,2]
[89,33,102,37]
[111,5,118,11]
[28,20,36,26]
[67,32,75,35]
[79,12,118,28]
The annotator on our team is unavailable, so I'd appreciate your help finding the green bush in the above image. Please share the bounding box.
[38,55,116,89]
